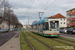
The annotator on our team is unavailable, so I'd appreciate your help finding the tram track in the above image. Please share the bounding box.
[25,31,55,50]
[50,38,75,47]
[57,38,75,43]
[22,32,35,50]
[31,31,75,47]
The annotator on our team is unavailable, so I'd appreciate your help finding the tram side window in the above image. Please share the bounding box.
[46,22,49,30]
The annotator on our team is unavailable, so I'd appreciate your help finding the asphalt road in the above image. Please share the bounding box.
[0,31,17,46]
[60,33,75,39]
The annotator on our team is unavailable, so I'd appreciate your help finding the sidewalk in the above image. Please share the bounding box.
[0,31,20,50]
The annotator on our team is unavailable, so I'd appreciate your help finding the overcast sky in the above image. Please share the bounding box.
[9,0,75,25]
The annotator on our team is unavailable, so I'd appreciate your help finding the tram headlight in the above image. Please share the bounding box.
[57,29,59,31]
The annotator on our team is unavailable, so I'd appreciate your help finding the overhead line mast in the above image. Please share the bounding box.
[39,12,44,20]
[34,0,56,18]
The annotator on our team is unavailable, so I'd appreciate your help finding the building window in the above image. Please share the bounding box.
[61,22,62,24]
[61,19,62,21]
[64,19,65,20]
[64,22,65,24]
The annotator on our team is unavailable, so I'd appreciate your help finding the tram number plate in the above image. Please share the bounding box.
[53,29,57,31]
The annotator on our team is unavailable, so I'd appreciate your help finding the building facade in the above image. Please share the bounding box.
[67,8,75,27]
[48,13,67,28]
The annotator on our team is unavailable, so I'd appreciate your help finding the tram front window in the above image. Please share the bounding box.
[50,21,59,29]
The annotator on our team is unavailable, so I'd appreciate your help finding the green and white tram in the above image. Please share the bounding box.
[32,18,59,37]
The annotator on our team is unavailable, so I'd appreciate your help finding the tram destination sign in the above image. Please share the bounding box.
[45,19,48,22]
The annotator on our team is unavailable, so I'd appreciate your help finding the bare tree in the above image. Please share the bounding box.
[0,0,23,29]
[0,0,10,24]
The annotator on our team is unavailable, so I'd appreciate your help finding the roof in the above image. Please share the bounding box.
[66,8,75,12]
[48,13,66,18]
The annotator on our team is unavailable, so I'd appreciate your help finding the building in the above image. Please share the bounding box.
[23,25,26,29]
[0,16,14,30]
[67,8,75,27]
[48,13,67,28]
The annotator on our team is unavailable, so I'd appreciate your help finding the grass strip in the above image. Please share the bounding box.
[54,38,75,46]
[24,31,50,50]
[28,31,75,50]
[20,31,31,50]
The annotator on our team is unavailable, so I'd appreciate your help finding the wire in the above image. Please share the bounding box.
[43,0,56,10]
[26,0,35,16]
[34,0,56,20]
[27,0,32,9]
[29,0,35,9]
[41,0,50,9]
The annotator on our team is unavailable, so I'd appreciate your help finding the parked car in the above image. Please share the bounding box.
[14,28,17,31]
[10,29,13,31]
[67,28,75,34]
[62,29,68,34]
[0,29,8,33]
[59,29,63,33]
[4,29,8,32]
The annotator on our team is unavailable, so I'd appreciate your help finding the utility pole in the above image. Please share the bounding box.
[24,16,31,30]
[28,16,29,27]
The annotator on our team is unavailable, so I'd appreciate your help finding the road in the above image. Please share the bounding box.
[60,33,75,39]
[0,31,17,46]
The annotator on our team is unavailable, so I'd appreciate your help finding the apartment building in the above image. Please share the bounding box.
[67,8,75,27]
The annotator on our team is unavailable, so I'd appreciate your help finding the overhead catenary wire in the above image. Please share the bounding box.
[41,0,50,9]
[27,0,32,9]
[43,0,56,10]
[25,0,35,16]
[24,0,35,25]
[34,0,56,17]
[38,0,51,19]
[29,0,35,9]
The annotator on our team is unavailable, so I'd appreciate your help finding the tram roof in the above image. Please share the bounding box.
[32,18,46,25]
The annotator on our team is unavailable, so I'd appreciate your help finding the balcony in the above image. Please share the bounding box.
[67,12,75,15]
[67,18,75,20]
[72,23,75,25]
[67,21,75,26]
[67,16,75,18]
[67,23,75,25]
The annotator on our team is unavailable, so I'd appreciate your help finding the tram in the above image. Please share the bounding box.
[32,18,59,37]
